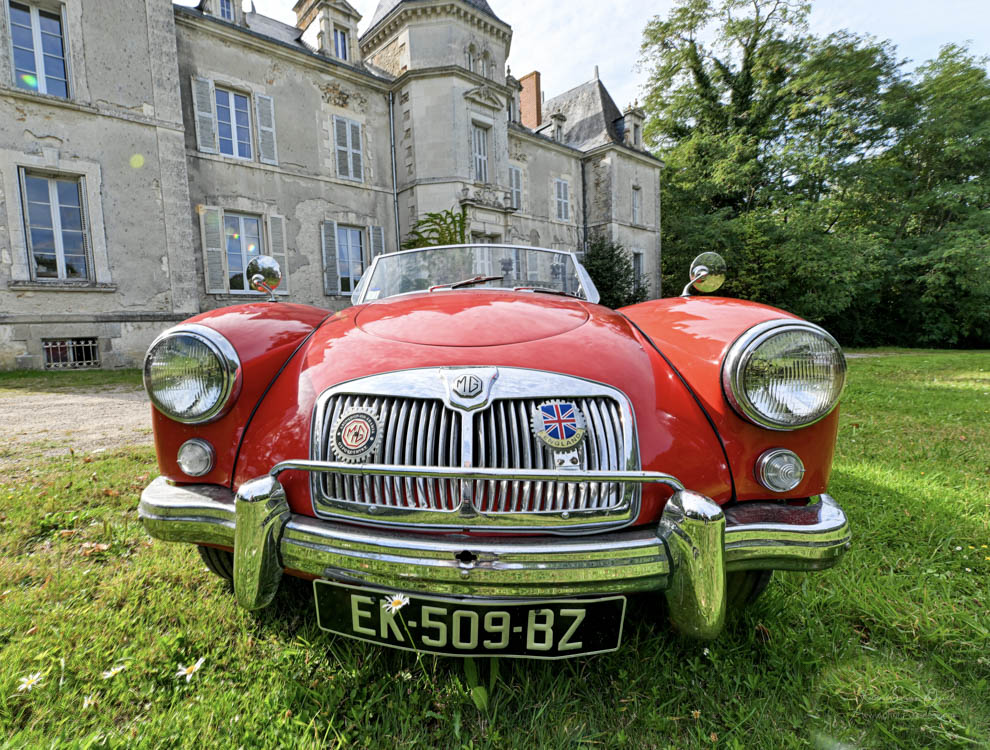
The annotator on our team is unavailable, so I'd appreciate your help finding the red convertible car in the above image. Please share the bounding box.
[139,244,850,657]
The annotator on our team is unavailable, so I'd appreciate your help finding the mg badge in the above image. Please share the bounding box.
[331,407,382,463]
[532,400,587,451]
[440,367,499,411]
[453,374,483,399]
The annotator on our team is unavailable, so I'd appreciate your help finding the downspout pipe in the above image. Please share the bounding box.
[581,159,588,252]
[389,91,401,251]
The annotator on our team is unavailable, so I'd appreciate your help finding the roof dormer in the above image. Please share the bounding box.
[293,0,362,64]
[199,0,245,25]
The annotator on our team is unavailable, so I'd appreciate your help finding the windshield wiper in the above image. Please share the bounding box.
[429,275,505,292]
[513,286,581,299]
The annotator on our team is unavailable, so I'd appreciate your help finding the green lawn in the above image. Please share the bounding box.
[1,352,988,749]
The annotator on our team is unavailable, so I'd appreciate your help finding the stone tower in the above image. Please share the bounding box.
[360,0,515,242]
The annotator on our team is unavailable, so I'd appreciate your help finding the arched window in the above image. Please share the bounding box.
[466,45,477,73]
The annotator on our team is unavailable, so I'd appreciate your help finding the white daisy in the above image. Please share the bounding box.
[382,593,410,614]
[101,665,125,680]
[17,672,43,692]
[82,694,97,709]
[176,657,205,682]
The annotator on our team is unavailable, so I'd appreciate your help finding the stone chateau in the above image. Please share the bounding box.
[0,0,662,369]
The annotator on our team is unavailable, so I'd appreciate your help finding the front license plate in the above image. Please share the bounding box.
[313,581,626,659]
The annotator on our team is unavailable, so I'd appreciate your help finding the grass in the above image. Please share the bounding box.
[1,353,988,749]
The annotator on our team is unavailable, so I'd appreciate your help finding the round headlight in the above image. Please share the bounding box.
[143,324,240,424]
[722,320,846,430]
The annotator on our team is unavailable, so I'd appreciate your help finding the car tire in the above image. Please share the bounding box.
[726,570,772,610]
[198,545,234,582]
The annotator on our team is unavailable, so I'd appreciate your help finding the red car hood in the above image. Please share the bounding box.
[234,291,732,524]
[354,292,590,347]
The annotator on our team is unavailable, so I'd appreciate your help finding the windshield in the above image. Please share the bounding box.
[356,245,593,303]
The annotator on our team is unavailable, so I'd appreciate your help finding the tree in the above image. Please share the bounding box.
[402,207,467,249]
[641,0,990,346]
[582,236,649,308]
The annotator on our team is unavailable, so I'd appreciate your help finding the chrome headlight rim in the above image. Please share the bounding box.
[143,323,242,425]
[722,319,846,432]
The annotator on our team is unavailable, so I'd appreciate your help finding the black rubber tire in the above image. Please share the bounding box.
[726,570,772,610]
[198,545,234,582]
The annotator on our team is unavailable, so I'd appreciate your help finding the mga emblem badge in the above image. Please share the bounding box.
[331,407,382,463]
[453,374,483,399]
[531,400,587,451]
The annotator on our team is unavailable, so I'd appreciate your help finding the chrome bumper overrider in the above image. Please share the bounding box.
[139,467,850,640]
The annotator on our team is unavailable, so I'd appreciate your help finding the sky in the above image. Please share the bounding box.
[176,0,990,111]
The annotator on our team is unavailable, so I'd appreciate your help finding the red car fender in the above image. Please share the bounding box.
[151,303,331,488]
[620,296,839,502]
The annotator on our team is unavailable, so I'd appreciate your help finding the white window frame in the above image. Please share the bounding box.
[336,225,365,294]
[8,1,70,98]
[218,0,234,21]
[509,166,522,210]
[334,27,348,61]
[223,211,264,294]
[555,178,570,222]
[333,115,364,182]
[472,123,489,184]
[632,186,642,225]
[18,169,90,282]
[215,86,253,160]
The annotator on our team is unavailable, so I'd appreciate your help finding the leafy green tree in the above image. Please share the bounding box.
[642,0,990,346]
[402,207,467,249]
[582,236,649,308]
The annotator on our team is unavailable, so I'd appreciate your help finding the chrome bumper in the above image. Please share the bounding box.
[139,473,850,640]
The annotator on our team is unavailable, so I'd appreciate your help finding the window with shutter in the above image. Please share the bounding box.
[509,166,522,209]
[369,225,385,260]
[10,2,69,98]
[268,214,289,294]
[255,95,278,165]
[321,220,339,295]
[191,76,218,154]
[472,124,489,183]
[19,171,92,281]
[199,206,227,293]
[555,179,570,221]
[215,87,252,159]
[336,226,364,294]
[632,187,642,225]
[333,116,364,182]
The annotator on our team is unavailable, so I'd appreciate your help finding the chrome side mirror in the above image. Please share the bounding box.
[681,252,726,296]
[247,256,282,302]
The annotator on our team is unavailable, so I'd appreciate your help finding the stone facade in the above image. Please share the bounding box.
[0,0,662,370]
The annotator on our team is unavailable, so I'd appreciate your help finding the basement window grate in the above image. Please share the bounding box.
[43,338,101,370]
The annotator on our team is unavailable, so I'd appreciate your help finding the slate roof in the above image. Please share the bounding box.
[365,0,503,37]
[244,10,306,48]
[541,77,626,152]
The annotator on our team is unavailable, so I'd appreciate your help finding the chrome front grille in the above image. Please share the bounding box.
[310,368,640,533]
[319,394,461,511]
[471,398,625,513]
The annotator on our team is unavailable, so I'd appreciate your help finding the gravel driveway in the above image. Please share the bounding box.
[0,384,153,469]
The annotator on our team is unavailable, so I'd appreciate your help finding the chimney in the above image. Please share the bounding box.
[519,71,542,129]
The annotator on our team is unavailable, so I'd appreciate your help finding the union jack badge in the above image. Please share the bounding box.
[531,400,587,451]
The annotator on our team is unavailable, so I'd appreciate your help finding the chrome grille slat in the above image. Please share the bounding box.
[425,402,439,510]
[314,378,635,526]
[516,401,533,511]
